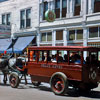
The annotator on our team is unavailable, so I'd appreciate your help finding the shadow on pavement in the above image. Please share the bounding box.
[65,88,100,99]
[0,83,10,86]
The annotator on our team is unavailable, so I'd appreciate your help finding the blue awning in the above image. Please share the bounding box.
[0,38,12,53]
[7,36,35,53]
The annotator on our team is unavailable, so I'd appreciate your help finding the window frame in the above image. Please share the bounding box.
[20,8,31,29]
[41,32,52,42]
[2,13,11,25]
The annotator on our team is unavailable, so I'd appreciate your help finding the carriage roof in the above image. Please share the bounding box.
[28,46,100,51]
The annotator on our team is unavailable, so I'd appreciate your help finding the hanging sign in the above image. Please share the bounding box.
[45,10,56,22]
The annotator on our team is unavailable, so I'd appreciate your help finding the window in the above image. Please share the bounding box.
[77,29,83,40]
[39,51,47,62]
[41,32,52,42]
[94,0,100,13]
[74,0,81,16]
[55,0,60,18]
[89,27,98,38]
[20,8,31,29]
[20,10,25,28]
[47,32,52,41]
[62,0,67,17]
[55,0,67,18]
[43,2,48,20]
[2,13,11,25]
[2,15,6,25]
[69,30,75,40]
[56,30,63,40]
[26,9,31,27]
[41,33,46,42]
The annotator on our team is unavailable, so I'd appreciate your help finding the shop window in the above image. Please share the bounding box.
[43,2,48,20]
[94,0,100,13]
[74,0,81,16]
[77,29,83,40]
[55,0,60,18]
[56,30,63,40]
[69,30,75,40]
[89,27,98,38]
[62,0,67,17]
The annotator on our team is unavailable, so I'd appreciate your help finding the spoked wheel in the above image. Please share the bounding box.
[9,72,20,88]
[31,81,41,86]
[50,72,68,95]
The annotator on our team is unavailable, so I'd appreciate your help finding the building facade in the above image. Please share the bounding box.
[38,0,100,48]
[0,0,39,46]
[0,0,100,48]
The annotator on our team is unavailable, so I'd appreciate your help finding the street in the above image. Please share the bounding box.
[0,75,100,100]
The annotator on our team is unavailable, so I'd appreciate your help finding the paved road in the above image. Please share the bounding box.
[0,75,100,100]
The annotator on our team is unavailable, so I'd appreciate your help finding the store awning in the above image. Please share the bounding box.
[0,38,12,53]
[7,36,35,53]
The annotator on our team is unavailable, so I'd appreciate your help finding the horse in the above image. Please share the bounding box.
[0,58,9,84]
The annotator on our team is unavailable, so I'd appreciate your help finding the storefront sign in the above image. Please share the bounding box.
[45,10,56,22]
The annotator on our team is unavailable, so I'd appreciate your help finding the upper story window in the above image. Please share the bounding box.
[2,13,11,25]
[94,0,100,13]
[62,0,67,17]
[20,8,31,29]
[55,0,67,18]
[55,0,60,18]
[74,0,81,16]
[43,2,48,20]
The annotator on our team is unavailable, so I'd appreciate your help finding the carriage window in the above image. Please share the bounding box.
[50,50,57,63]
[58,50,68,63]
[29,51,37,62]
[39,51,47,62]
[69,51,81,64]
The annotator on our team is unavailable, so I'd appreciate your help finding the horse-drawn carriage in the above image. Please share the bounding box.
[0,46,100,96]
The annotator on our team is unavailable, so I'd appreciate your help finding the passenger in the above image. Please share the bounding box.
[74,54,81,64]
[58,52,63,62]
[70,52,76,63]
[86,56,90,64]
[44,52,47,61]
[33,54,36,61]
[47,56,51,61]
[63,54,68,62]
[51,55,57,62]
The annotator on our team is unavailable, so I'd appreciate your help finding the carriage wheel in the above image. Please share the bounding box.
[31,81,41,86]
[9,72,20,88]
[50,72,68,95]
